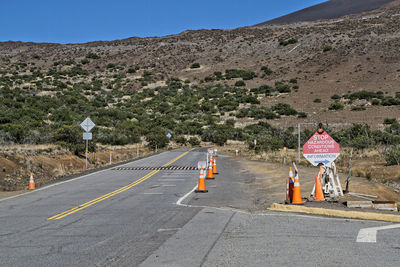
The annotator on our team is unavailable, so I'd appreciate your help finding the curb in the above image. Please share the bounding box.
[268,203,400,223]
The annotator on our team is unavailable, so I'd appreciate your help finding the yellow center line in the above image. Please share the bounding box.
[48,149,194,220]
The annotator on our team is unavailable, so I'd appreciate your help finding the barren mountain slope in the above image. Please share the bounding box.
[1,2,400,130]
[258,0,396,25]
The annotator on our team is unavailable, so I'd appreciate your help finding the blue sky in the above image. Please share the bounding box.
[1,0,326,44]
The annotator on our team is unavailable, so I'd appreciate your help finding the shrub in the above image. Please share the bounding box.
[175,136,187,145]
[235,80,246,87]
[52,125,93,155]
[331,94,341,100]
[329,101,344,110]
[297,112,307,118]
[190,63,200,69]
[313,98,321,103]
[386,145,400,165]
[188,137,200,146]
[351,106,366,111]
[261,66,273,75]
[225,69,256,80]
[86,53,100,59]
[279,38,298,46]
[323,45,333,52]
[352,135,372,150]
[272,103,297,116]
[384,118,397,125]
[275,82,291,93]
[146,132,169,149]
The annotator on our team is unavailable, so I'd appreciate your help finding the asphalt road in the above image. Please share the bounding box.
[1,148,400,266]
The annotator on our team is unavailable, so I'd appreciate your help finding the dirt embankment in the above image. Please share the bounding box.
[0,144,154,192]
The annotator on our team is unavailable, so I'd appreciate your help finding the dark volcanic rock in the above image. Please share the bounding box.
[257,0,395,25]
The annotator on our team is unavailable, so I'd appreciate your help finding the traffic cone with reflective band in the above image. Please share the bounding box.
[206,160,214,179]
[291,173,303,204]
[314,175,325,201]
[288,167,294,202]
[212,157,218,174]
[28,173,35,190]
[195,168,208,193]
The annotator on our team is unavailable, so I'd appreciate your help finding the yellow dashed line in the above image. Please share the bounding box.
[48,149,194,220]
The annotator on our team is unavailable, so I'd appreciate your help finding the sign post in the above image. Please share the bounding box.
[80,117,95,169]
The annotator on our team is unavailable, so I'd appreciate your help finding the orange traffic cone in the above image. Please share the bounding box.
[206,161,214,179]
[288,167,294,202]
[291,173,303,204]
[314,175,325,201]
[29,172,35,190]
[212,157,218,174]
[195,168,208,193]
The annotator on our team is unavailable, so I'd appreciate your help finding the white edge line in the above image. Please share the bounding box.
[176,185,197,207]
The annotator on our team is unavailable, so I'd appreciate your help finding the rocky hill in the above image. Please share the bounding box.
[1,0,400,134]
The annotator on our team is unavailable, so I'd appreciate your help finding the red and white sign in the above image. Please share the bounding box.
[303,129,340,166]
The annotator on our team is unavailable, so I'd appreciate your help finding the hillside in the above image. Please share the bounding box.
[258,0,396,25]
[0,1,400,146]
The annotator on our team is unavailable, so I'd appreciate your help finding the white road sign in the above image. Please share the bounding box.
[166,133,172,139]
[83,132,92,140]
[198,161,206,169]
[80,117,95,132]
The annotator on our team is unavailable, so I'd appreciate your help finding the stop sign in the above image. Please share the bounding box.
[303,129,340,166]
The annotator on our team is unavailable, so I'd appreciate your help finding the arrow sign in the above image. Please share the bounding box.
[303,129,340,166]
[80,117,95,132]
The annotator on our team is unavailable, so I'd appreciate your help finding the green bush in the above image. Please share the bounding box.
[279,38,298,46]
[329,101,344,110]
[313,98,321,103]
[175,136,187,145]
[272,103,297,116]
[146,132,169,149]
[52,125,95,155]
[384,118,397,125]
[188,137,200,146]
[190,63,200,69]
[235,80,246,87]
[86,53,100,59]
[385,145,400,166]
[261,66,273,75]
[323,45,333,52]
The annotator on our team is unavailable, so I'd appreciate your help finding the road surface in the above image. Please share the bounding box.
[0,148,399,266]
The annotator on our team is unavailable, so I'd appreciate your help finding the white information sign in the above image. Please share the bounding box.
[83,132,92,140]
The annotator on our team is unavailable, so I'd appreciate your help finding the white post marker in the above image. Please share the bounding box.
[109,151,112,165]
